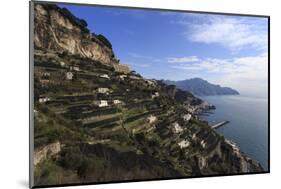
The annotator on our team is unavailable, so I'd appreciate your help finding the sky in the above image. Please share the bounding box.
[59,4,268,97]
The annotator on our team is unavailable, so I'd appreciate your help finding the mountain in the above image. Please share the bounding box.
[32,3,262,187]
[164,78,239,96]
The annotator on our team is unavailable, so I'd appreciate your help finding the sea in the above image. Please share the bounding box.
[198,95,268,171]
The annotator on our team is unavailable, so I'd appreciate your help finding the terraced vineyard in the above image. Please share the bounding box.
[32,3,264,187]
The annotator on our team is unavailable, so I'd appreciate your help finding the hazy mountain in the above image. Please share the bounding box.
[164,78,239,96]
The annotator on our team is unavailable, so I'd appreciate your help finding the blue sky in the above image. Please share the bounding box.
[59,4,268,97]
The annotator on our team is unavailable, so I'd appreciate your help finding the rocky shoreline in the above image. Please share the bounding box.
[191,100,264,172]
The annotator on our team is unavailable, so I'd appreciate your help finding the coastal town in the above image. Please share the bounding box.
[32,3,264,186]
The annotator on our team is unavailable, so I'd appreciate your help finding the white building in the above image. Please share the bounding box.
[192,133,197,140]
[60,61,65,67]
[147,115,157,124]
[178,140,190,149]
[151,92,160,99]
[70,66,80,71]
[94,100,108,107]
[66,72,73,80]
[182,114,192,122]
[200,140,206,148]
[42,72,50,77]
[100,74,110,79]
[97,88,110,94]
[119,75,127,80]
[172,122,183,133]
[39,96,50,103]
[113,99,122,104]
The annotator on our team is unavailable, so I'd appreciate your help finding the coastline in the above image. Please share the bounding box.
[195,95,266,171]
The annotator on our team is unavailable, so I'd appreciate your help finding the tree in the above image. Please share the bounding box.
[97,34,112,49]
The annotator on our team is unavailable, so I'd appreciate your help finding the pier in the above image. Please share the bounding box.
[211,120,230,129]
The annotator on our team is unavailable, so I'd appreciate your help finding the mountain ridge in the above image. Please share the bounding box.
[164,78,239,96]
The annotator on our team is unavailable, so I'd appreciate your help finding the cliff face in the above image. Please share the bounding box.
[34,141,61,166]
[34,4,117,65]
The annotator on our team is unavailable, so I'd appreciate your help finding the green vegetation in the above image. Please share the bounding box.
[34,160,64,185]
[96,34,112,49]
[33,4,263,186]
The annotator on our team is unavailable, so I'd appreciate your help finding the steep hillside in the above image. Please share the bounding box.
[32,3,263,187]
[164,78,239,96]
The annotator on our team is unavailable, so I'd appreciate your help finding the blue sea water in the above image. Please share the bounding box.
[199,95,268,171]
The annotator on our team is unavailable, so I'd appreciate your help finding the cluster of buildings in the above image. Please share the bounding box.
[38,95,51,103]
[37,59,160,113]
[96,87,111,94]
[93,99,122,107]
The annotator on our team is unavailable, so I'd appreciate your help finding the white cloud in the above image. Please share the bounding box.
[169,53,268,95]
[170,53,267,79]
[185,16,268,52]
[168,56,200,63]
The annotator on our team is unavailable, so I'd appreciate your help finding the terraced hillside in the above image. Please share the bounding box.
[32,3,263,187]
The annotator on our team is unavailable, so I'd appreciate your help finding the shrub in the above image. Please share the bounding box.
[77,155,107,179]
[58,146,83,170]
[34,160,64,185]
[135,133,145,143]
[60,8,88,30]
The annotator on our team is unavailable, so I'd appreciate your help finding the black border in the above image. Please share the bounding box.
[29,0,270,188]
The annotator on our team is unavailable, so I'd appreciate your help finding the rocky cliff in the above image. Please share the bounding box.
[34,141,61,166]
[34,4,117,65]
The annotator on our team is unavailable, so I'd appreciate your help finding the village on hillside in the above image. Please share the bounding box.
[32,3,264,187]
